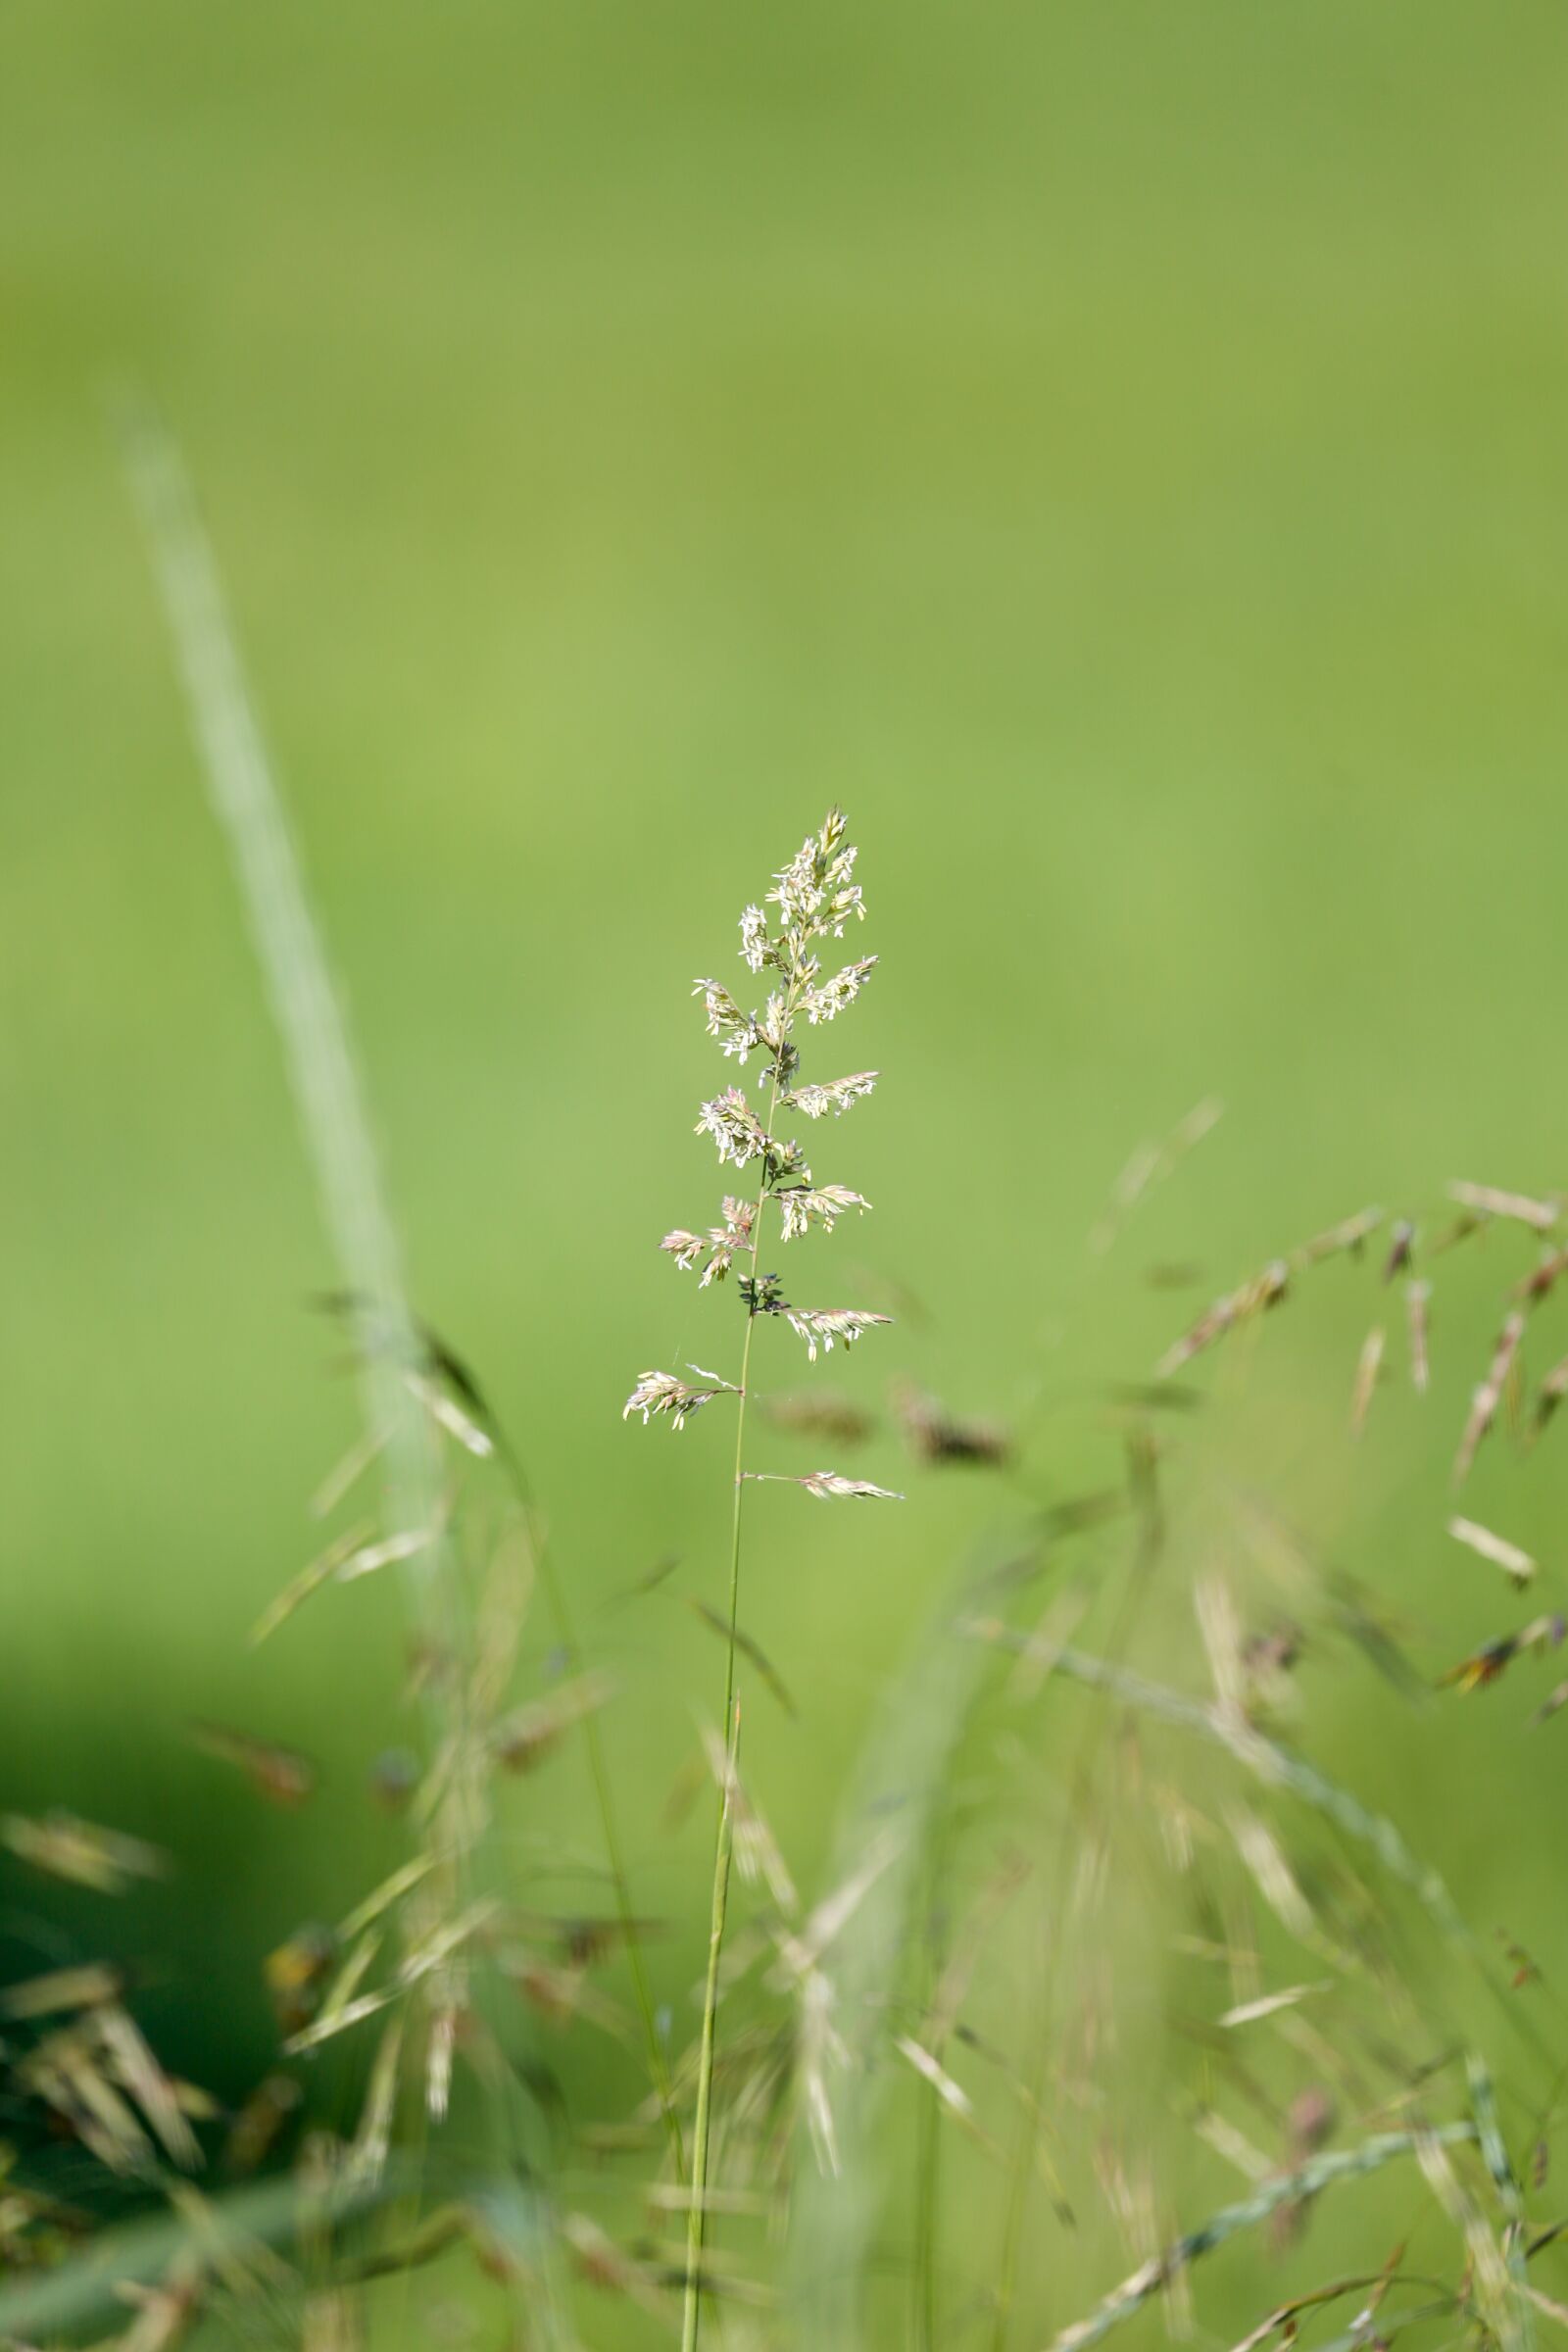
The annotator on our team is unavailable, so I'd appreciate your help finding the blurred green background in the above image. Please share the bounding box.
[6,0,1568,2335]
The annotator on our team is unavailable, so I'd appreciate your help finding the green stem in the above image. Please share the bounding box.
[682,1032,789,2352]
[683,1694,739,2352]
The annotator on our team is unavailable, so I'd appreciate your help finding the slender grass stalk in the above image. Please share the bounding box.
[623,813,897,2348]
[683,1697,741,2352]
[681,1036,785,2352]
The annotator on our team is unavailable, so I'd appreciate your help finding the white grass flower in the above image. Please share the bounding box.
[739,904,772,972]
[692,978,760,1061]
[743,1467,903,1499]
[766,809,867,956]
[661,1198,757,1286]
[707,1199,756,1283]
[784,1071,878,1119]
[799,1470,904,1501]
[783,1306,893,1361]
[800,956,877,1025]
[777,1185,870,1243]
[695,1087,768,1169]
[622,1367,740,1431]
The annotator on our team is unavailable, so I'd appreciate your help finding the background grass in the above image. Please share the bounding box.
[5,3,1568,2338]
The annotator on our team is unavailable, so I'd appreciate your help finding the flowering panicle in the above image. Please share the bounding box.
[622,1366,740,1431]
[695,1087,770,1170]
[799,1469,903,1500]
[784,1071,878,1120]
[628,806,898,1472]
[739,905,772,974]
[776,1185,870,1243]
[800,958,877,1026]
[661,1198,756,1287]
[745,1469,904,1501]
[692,980,763,1063]
[766,807,865,945]
[783,1306,893,1362]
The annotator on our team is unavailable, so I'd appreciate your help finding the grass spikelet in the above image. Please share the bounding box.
[1,1812,170,1894]
[1298,1204,1386,1267]
[1349,1324,1386,1436]
[187,1722,316,1806]
[1155,1260,1289,1379]
[743,1468,904,1502]
[1437,1612,1564,1695]
[345,2017,405,2191]
[0,1965,124,2023]
[1449,1516,1538,1587]
[1456,1310,1526,1482]
[1535,1352,1568,1434]
[1217,1984,1324,2029]
[1449,1182,1559,1232]
[1408,1277,1433,1392]
[1156,1207,1396,1384]
[96,2005,203,2173]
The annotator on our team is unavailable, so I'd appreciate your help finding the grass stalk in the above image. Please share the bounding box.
[680,1054,785,2352]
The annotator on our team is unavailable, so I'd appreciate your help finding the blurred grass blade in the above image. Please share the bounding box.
[118,398,443,1606]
